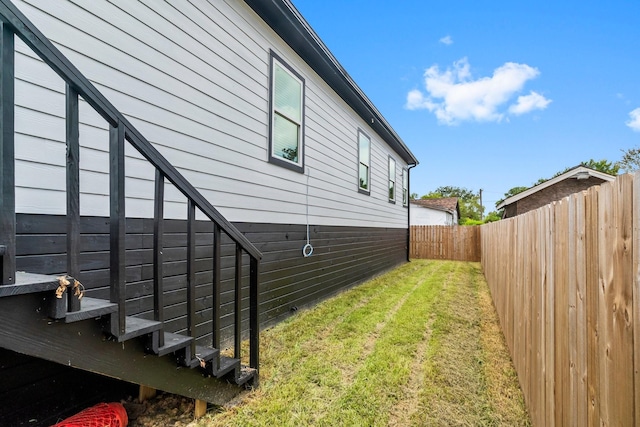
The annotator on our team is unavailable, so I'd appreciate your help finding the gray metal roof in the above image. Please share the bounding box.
[244,0,418,166]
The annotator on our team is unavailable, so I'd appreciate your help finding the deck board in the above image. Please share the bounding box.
[0,271,59,297]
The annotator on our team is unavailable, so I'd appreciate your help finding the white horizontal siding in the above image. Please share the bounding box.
[11,0,410,228]
[410,206,454,226]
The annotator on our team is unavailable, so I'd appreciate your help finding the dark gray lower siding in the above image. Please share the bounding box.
[246,222,407,328]
[14,214,407,343]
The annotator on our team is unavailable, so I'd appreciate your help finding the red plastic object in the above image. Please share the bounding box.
[51,402,128,427]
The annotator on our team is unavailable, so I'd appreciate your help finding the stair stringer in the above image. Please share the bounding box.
[0,292,245,405]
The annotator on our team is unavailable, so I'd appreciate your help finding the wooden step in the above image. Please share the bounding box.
[146,332,193,357]
[235,366,258,387]
[106,315,162,342]
[180,345,218,369]
[0,272,59,297]
[64,298,117,323]
[212,355,240,378]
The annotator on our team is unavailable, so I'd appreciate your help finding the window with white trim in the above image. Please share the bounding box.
[402,168,408,207]
[269,51,304,173]
[358,130,371,194]
[388,156,396,203]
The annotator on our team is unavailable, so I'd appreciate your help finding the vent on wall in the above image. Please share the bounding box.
[575,172,590,180]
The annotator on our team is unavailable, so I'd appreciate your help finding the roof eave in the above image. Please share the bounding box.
[243,0,418,166]
[498,166,616,209]
[412,205,451,214]
[410,200,458,216]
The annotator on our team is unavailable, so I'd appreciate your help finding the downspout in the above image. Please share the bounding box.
[406,163,417,262]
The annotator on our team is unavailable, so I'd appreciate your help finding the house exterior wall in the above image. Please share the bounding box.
[505,177,608,218]
[8,0,412,335]
[503,203,517,218]
[11,0,410,228]
[410,206,454,226]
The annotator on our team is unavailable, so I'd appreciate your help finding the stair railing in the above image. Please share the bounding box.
[0,0,261,374]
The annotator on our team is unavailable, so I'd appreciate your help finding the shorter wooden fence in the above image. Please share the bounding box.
[410,225,481,262]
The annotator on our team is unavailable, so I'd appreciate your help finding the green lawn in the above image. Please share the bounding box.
[196,260,530,426]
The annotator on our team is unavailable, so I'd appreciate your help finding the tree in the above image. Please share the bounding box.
[422,186,477,201]
[421,186,484,224]
[619,147,640,172]
[483,211,502,223]
[581,159,620,175]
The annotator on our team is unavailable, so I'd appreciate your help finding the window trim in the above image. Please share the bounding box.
[268,50,305,173]
[388,156,396,204]
[357,129,371,195]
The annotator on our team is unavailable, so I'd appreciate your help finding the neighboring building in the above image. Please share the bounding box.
[497,165,615,218]
[410,198,460,225]
[0,0,418,414]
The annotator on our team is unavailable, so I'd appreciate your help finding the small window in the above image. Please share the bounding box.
[388,156,396,203]
[269,51,304,173]
[358,130,371,194]
[402,168,408,207]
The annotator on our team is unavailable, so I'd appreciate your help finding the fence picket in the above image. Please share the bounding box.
[608,174,634,424]
[568,195,578,425]
[544,204,556,427]
[635,173,640,427]
[555,199,569,427]
[575,193,588,426]
[585,185,600,427]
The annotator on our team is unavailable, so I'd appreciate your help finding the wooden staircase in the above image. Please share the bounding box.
[0,0,260,402]
[1,271,256,390]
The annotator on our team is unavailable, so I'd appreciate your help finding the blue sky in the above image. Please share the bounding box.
[291,0,640,211]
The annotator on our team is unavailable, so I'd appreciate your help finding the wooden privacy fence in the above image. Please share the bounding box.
[410,225,481,261]
[481,173,640,427]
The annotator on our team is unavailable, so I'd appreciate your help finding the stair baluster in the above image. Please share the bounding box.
[153,170,165,348]
[234,243,242,359]
[212,223,221,371]
[186,200,197,360]
[109,121,126,337]
[65,84,81,312]
[0,20,15,286]
[250,256,259,377]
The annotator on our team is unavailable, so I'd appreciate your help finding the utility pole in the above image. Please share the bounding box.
[479,188,483,220]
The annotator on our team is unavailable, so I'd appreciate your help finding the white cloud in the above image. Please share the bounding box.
[439,35,453,45]
[508,91,552,115]
[406,89,431,110]
[405,57,549,125]
[627,108,640,131]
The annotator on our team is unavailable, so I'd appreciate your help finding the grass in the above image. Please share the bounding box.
[194,260,530,426]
